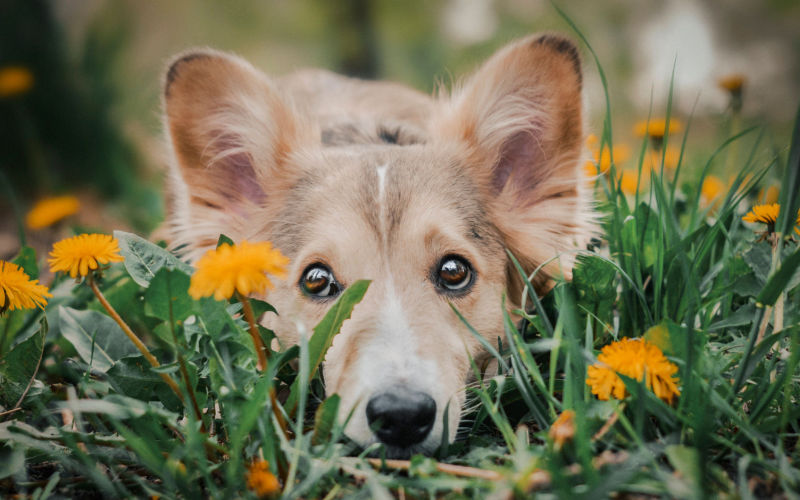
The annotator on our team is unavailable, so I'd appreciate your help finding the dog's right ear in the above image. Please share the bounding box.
[163,50,310,224]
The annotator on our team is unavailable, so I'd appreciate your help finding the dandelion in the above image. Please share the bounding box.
[718,73,745,113]
[246,459,280,498]
[618,170,641,195]
[0,261,52,314]
[188,240,289,301]
[742,203,780,234]
[585,143,631,177]
[718,74,745,93]
[700,175,725,209]
[0,66,34,98]
[586,337,680,404]
[190,240,288,376]
[548,409,575,449]
[26,195,80,229]
[48,233,124,278]
[634,118,682,141]
[47,233,186,405]
[642,146,680,171]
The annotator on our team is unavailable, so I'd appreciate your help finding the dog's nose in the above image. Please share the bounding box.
[366,388,436,447]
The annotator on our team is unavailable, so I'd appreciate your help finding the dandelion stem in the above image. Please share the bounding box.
[236,292,289,439]
[88,274,184,403]
[237,292,268,371]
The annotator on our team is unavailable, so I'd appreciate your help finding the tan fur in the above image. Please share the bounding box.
[160,34,595,456]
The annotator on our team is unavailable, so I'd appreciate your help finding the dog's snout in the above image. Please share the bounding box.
[366,388,436,447]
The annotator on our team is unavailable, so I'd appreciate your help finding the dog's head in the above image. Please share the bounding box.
[161,34,592,457]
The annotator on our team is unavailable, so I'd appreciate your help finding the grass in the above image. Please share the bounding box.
[1,28,800,500]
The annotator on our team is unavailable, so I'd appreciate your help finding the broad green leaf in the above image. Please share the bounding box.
[665,445,702,500]
[12,245,38,279]
[114,230,193,287]
[285,280,370,413]
[312,394,340,445]
[757,246,800,306]
[106,355,163,401]
[573,254,617,302]
[0,446,24,480]
[0,317,46,407]
[144,268,193,325]
[742,243,771,284]
[58,307,138,372]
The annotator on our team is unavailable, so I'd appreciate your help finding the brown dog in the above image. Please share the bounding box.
[161,33,594,457]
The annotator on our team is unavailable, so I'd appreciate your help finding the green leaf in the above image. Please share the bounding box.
[0,317,46,407]
[312,394,340,445]
[573,254,617,302]
[12,245,38,279]
[58,307,138,372]
[216,234,234,247]
[114,230,193,287]
[285,280,370,413]
[144,268,193,326]
[757,246,800,306]
[106,355,163,401]
[0,446,25,480]
[742,243,771,284]
[665,445,703,499]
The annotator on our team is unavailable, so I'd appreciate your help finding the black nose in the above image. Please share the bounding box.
[366,388,436,447]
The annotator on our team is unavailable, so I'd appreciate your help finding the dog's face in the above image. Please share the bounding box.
[161,34,593,457]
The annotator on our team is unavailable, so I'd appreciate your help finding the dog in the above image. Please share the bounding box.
[160,33,594,458]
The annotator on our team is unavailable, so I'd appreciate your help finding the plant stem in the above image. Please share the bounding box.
[237,292,268,371]
[88,274,184,403]
[236,292,289,439]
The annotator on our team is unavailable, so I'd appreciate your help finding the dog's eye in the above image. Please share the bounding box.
[300,264,341,299]
[435,256,474,294]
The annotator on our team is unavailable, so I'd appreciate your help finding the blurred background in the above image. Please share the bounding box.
[1,0,798,260]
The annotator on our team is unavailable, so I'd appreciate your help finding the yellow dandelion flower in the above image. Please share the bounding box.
[742,203,780,225]
[618,170,642,195]
[188,240,289,301]
[0,66,34,98]
[634,118,682,139]
[700,175,725,208]
[585,133,599,149]
[642,145,680,172]
[548,409,575,448]
[585,143,632,177]
[25,195,80,229]
[0,260,52,313]
[246,460,280,498]
[586,337,680,404]
[48,234,124,278]
[718,74,744,93]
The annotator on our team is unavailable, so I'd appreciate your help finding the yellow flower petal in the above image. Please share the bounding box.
[548,410,576,448]
[25,195,80,229]
[0,260,52,312]
[48,234,124,278]
[742,203,779,225]
[633,118,683,139]
[0,66,34,98]
[586,338,680,404]
[189,240,289,301]
[246,459,280,498]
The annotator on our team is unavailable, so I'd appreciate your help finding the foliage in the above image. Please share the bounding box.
[2,19,800,500]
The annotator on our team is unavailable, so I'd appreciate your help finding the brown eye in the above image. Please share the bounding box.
[435,256,474,293]
[300,264,341,299]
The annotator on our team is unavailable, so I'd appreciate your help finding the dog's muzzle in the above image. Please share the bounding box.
[366,386,436,447]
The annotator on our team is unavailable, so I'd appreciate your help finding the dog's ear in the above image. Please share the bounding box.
[162,50,311,250]
[432,34,594,295]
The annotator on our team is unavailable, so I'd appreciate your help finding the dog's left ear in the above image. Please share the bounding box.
[432,33,594,294]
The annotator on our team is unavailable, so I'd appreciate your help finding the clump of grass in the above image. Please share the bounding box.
[2,21,800,500]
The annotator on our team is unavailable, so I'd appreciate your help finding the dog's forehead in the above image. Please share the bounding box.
[270,147,499,258]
